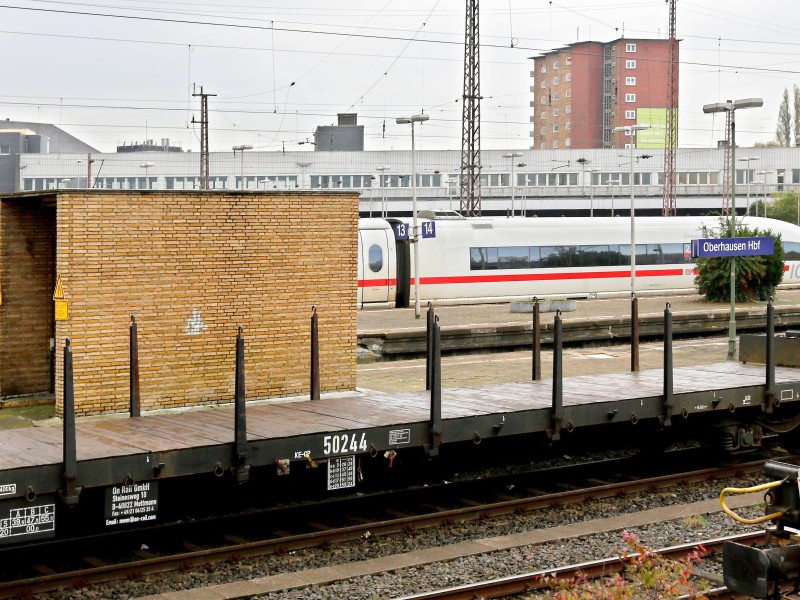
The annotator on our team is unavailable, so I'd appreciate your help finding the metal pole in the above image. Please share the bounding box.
[631,296,639,372]
[511,161,516,217]
[62,338,80,505]
[532,299,541,381]
[590,174,594,218]
[310,306,320,400]
[234,326,250,482]
[630,138,636,297]
[130,315,140,417]
[412,123,421,319]
[729,111,738,359]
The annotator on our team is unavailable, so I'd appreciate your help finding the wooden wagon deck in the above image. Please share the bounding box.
[0,361,797,498]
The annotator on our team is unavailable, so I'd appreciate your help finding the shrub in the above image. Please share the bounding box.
[694,218,784,302]
[546,531,710,599]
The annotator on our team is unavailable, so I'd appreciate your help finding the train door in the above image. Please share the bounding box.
[359,228,392,305]
[395,237,410,308]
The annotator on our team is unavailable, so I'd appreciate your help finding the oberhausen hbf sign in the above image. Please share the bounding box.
[691,237,774,258]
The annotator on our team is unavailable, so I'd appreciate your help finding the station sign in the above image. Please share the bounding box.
[691,237,774,259]
[392,222,436,241]
[393,223,409,240]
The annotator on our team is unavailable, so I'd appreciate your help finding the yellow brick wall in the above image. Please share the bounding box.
[53,190,359,416]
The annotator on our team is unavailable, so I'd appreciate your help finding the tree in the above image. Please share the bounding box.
[695,218,785,302]
[777,87,792,146]
[749,189,800,225]
[794,84,800,146]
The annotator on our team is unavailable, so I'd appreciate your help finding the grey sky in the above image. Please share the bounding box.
[1,0,798,153]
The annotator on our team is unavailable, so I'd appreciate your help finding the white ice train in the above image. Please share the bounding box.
[357,212,800,308]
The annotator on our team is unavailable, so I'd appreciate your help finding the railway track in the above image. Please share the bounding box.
[394,532,767,600]
[0,452,786,598]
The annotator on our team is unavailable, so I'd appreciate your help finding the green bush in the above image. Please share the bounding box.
[694,218,784,302]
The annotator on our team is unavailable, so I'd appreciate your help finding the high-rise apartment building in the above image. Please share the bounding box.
[530,38,679,150]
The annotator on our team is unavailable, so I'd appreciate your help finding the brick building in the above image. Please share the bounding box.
[530,38,679,150]
[0,190,359,416]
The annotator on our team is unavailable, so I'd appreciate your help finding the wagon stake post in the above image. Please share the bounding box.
[60,338,82,506]
[662,302,674,426]
[425,315,442,456]
[233,326,250,483]
[764,298,776,414]
[548,310,564,441]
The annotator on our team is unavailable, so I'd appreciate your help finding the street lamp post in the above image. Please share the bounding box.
[737,157,759,216]
[396,113,429,319]
[503,152,523,217]
[703,97,764,359]
[376,166,390,217]
[589,169,599,217]
[232,145,253,190]
[140,162,155,190]
[613,124,650,298]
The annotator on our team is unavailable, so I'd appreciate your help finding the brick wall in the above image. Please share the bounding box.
[0,196,56,397]
[52,190,358,416]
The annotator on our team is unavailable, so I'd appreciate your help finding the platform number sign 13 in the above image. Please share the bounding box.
[421,221,436,239]
[393,223,409,240]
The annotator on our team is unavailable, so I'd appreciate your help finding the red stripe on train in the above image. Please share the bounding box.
[358,269,685,287]
[419,268,684,285]
[358,278,397,288]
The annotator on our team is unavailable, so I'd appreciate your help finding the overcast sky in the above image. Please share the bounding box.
[1,0,798,153]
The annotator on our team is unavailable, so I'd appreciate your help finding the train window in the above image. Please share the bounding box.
[579,245,611,267]
[784,242,800,261]
[657,243,687,264]
[497,247,531,269]
[529,246,542,267]
[470,247,499,270]
[540,246,571,268]
[368,244,383,273]
[618,245,646,266]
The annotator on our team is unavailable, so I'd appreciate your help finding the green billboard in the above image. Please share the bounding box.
[636,108,677,148]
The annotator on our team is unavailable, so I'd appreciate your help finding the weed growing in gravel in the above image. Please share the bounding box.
[684,514,709,529]
[544,531,710,599]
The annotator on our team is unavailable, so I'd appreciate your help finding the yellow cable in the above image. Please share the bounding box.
[720,480,785,525]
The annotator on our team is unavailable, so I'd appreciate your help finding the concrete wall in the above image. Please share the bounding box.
[44,189,358,416]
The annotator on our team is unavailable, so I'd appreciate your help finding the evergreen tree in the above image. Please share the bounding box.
[777,87,792,146]
[794,84,800,146]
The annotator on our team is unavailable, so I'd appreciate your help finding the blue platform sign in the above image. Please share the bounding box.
[421,221,436,239]
[691,237,774,258]
[393,222,409,241]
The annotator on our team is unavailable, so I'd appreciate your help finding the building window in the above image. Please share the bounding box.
[625,110,636,119]
[626,59,636,69]
[553,92,559,101]
[565,73,571,82]
[540,96,547,104]
[553,77,560,85]
[565,55,572,65]
[0,145,10,155]
[626,76,636,86]
[565,138,571,147]
[626,43,637,52]
[540,127,545,136]
[541,80,547,89]
[541,65,547,73]
[553,124,559,132]
[565,105,571,114]
[565,89,571,98]
[625,93,636,103]
[566,121,571,130]
[553,140,559,149]
[553,109,560,117]
[541,142,546,149]
[541,111,547,120]
[553,60,559,70]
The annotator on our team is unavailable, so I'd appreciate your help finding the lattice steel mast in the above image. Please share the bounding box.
[460,0,481,216]
[722,109,732,215]
[192,86,216,190]
[662,0,678,216]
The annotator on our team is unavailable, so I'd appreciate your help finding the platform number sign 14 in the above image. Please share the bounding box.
[421,221,436,238]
